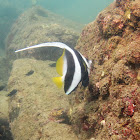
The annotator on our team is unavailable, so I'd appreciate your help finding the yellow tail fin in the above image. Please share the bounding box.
[52,77,63,88]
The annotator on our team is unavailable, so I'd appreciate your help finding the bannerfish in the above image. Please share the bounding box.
[15,42,92,95]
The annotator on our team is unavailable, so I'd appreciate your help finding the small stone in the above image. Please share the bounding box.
[100,120,106,126]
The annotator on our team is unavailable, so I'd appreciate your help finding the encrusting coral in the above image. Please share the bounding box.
[68,0,140,139]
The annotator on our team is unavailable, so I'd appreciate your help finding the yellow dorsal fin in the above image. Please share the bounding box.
[52,77,63,88]
[56,49,65,76]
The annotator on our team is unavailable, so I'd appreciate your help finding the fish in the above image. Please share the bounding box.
[7,89,17,97]
[15,42,92,95]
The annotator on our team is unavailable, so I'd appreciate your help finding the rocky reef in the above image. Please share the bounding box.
[8,59,78,140]
[0,57,10,86]
[2,5,83,140]
[0,57,12,140]
[0,90,13,140]
[69,0,140,139]
[7,0,140,140]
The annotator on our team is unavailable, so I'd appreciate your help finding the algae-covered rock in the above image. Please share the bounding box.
[6,6,83,61]
[68,0,140,139]
[8,59,78,140]
[0,91,13,140]
[0,57,10,89]
[0,91,9,122]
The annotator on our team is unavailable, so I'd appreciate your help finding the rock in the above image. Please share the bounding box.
[8,59,78,140]
[0,91,13,140]
[0,91,9,120]
[0,57,10,88]
[6,0,140,139]
[68,0,140,139]
[6,6,83,61]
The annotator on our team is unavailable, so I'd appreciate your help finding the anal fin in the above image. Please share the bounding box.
[52,77,63,88]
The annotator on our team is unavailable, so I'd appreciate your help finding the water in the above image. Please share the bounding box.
[0,0,113,49]
[38,0,114,23]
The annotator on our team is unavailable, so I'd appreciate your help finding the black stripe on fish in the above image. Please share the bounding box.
[74,50,89,87]
[64,50,75,93]
[64,49,89,94]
